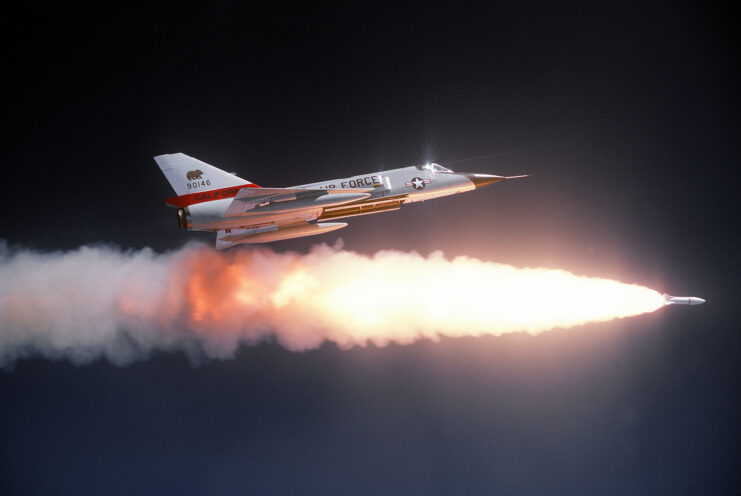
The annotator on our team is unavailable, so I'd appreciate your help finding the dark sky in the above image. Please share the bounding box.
[2,1,739,494]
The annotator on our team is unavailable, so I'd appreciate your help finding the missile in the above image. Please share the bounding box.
[663,294,705,306]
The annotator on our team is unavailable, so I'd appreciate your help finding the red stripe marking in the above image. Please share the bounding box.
[166,183,261,208]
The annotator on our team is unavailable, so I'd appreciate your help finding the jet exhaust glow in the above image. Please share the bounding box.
[0,242,665,366]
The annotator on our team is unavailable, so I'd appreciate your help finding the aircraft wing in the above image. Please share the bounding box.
[223,187,372,217]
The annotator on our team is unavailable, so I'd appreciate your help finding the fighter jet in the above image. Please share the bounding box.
[155,153,527,249]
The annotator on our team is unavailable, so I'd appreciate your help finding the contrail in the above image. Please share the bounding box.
[0,242,664,367]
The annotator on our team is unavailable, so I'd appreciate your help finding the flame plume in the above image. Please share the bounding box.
[0,243,664,366]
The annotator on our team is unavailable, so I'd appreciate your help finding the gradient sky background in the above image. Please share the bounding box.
[1,2,739,494]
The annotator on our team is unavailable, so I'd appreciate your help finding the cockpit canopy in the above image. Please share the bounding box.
[415,162,453,173]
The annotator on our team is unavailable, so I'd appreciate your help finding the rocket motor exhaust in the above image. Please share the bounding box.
[0,242,701,367]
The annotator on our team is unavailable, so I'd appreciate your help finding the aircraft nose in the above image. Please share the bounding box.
[460,172,507,188]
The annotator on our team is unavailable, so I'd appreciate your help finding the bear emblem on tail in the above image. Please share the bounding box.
[186,169,204,180]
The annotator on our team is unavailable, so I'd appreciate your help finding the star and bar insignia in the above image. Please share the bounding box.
[405,177,431,190]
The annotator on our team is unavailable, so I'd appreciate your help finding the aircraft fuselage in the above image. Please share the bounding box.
[155,153,525,247]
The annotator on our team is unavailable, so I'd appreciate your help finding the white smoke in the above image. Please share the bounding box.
[0,242,663,367]
[0,243,183,366]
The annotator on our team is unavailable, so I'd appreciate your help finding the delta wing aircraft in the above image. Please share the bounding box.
[155,153,527,249]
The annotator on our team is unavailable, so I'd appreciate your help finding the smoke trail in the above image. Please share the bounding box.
[0,242,664,367]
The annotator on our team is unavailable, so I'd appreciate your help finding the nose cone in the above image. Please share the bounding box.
[460,173,507,188]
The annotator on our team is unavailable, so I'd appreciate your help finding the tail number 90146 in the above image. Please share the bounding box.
[187,180,211,189]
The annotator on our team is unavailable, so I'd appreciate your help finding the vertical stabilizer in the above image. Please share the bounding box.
[154,153,251,196]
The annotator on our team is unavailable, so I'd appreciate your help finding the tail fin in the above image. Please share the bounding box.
[154,153,252,196]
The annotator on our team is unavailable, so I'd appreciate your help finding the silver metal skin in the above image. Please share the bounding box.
[663,294,706,305]
[216,222,348,248]
[155,154,528,248]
